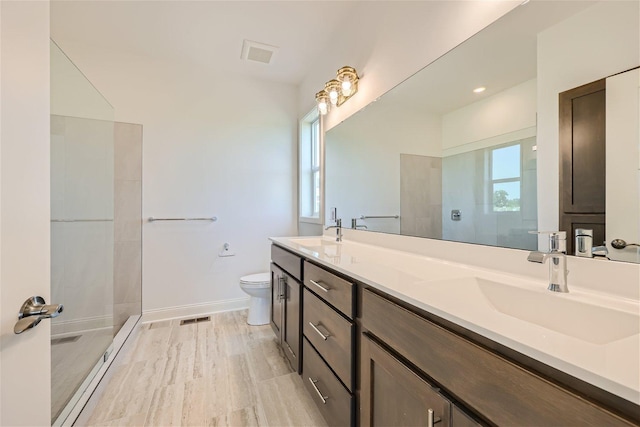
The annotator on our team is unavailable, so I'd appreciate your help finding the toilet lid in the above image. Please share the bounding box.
[240,272,270,285]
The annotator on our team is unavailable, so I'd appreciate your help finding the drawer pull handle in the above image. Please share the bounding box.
[427,409,441,427]
[309,279,330,292]
[308,377,328,404]
[309,321,331,340]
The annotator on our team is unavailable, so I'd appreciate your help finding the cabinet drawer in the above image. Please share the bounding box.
[303,288,354,391]
[304,260,354,319]
[362,289,635,427]
[271,244,302,281]
[302,338,354,427]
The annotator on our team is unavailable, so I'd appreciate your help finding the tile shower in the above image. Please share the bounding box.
[50,40,142,424]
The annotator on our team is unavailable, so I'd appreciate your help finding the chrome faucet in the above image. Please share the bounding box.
[325,218,342,242]
[527,231,569,293]
[351,218,368,230]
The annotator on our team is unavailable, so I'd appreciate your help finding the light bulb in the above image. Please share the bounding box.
[341,81,352,97]
[315,90,330,115]
[329,90,339,105]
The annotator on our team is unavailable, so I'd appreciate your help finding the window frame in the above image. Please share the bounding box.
[299,108,323,225]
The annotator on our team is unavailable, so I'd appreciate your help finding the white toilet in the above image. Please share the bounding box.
[239,272,271,325]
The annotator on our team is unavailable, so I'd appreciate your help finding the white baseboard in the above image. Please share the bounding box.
[51,314,112,336]
[140,297,250,324]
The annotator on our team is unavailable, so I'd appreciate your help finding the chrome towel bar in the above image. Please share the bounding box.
[359,215,399,219]
[51,219,113,222]
[148,217,217,222]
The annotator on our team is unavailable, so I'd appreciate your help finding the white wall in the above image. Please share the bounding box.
[298,1,520,128]
[56,46,298,315]
[537,1,640,237]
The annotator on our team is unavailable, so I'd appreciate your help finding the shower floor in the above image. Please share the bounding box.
[51,327,113,423]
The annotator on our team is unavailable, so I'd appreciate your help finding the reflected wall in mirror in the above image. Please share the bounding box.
[325,0,639,262]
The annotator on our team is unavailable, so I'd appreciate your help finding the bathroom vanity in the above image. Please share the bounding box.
[270,245,303,373]
[269,236,640,426]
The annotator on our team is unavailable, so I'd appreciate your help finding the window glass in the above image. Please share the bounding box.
[490,143,521,212]
[299,111,321,221]
[491,144,520,180]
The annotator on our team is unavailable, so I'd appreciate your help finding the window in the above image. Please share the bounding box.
[299,110,322,222]
[310,117,321,216]
[490,144,521,212]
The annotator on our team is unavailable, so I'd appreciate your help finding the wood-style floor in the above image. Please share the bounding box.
[75,310,327,426]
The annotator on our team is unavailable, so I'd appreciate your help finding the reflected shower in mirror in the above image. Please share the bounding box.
[325,0,639,261]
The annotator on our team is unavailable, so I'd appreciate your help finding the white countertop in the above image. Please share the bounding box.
[270,235,640,405]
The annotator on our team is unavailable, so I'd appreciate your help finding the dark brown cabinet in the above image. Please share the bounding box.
[361,334,451,427]
[270,245,303,373]
[361,288,636,427]
[301,260,356,425]
[270,262,283,336]
[559,79,607,254]
[270,244,639,427]
[303,288,354,391]
[302,338,354,427]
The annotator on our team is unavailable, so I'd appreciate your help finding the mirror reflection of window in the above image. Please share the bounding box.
[490,144,521,212]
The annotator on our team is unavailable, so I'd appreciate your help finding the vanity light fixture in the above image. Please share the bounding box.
[315,90,330,115]
[316,66,359,115]
[325,79,342,106]
[473,86,486,93]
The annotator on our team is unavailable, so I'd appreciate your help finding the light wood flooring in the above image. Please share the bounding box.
[75,310,327,426]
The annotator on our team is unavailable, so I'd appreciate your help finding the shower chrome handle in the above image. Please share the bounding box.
[14,296,63,334]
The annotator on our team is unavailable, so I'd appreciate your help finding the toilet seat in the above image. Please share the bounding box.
[240,272,270,287]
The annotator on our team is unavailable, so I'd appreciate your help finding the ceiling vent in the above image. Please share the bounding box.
[241,40,278,65]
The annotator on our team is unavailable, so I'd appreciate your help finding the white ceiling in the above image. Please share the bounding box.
[51,1,360,86]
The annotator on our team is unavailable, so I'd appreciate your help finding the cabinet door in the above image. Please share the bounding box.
[270,263,283,337]
[283,273,301,373]
[452,406,482,427]
[361,334,451,427]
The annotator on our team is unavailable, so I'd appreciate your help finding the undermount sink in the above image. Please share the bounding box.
[288,237,337,248]
[424,277,639,345]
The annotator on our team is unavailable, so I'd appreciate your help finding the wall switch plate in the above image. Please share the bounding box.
[451,210,462,221]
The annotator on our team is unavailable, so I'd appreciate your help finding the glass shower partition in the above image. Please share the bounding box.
[50,40,115,425]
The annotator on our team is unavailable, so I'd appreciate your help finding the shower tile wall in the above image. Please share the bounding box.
[114,122,143,334]
[400,154,443,238]
[51,115,114,336]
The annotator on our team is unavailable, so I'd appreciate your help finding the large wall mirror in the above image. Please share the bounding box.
[325,0,639,263]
